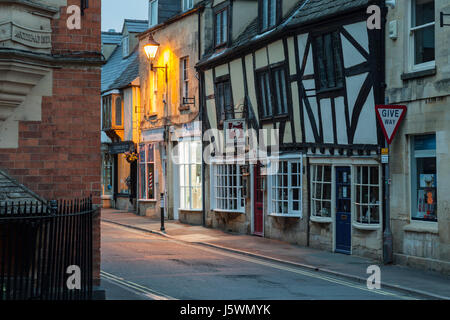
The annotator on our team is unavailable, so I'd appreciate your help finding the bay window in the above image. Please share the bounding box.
[354,166,381,225]
[311,165,332,218]
[178,139,202,210]
[212,163,244,212]
[269,156,303,217]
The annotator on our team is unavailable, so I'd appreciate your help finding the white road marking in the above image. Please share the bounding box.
[102,221,417,300]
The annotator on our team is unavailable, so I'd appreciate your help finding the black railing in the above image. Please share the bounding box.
[0,197,93,300]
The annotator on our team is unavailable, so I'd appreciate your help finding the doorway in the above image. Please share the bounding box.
[253,163,264,236]
[335,167,351,254]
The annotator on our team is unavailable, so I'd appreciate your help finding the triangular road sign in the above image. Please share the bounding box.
[375,105,407,144]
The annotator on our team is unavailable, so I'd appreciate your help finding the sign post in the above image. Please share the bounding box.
[375,105,407,264]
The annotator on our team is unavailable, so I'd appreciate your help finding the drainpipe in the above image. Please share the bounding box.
[198,8,206,227]
[306,155,311,247]
[380,2,393,264]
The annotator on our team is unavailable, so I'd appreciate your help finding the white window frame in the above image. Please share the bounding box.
[267,154,303,218]
[122,35,129,57]
[178,138,202,211]
[310,164,332,218]
[210,161,244,213]
[352,165,382,226]
[410,134,437,223]
[407,0,436,72]
[149,0,158,27]
[182,0,193,12]
[181,56,189,104]
[138,143,156,201]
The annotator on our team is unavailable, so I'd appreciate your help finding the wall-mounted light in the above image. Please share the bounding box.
[143,34,160,60]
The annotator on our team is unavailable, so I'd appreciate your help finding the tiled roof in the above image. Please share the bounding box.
[102,31,122,45]
[124,19,149,33]
[199,0,371,66]
[0,170,45,205]
[101,43,140,93]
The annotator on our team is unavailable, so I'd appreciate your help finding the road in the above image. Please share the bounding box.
[101,221,421,300]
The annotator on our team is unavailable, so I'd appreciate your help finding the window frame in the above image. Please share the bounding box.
[180,56,189,105]
[182,0,193,12]
[353,165,382,226]
[267,155,303,218]
[210,162,245,213]
[178,138,203,211]
[149,0,158,27]
[214,76,234,125]
[311,30,345,93]
[258,0,281,33]
[310,165,332,218]
[255,63,290,121]
[138,143,156,201]
[122,35,129,57]
[410,134,438,222]
[214,3,230,48]
[407,0,436,72]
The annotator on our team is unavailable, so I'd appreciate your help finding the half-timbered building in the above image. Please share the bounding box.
[197,0,386,259]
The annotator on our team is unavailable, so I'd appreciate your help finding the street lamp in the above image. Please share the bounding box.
[143,33,168,233]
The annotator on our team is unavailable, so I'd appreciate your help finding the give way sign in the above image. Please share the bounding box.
[375,105,407,144]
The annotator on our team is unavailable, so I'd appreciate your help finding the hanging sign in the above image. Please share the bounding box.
[375,105,407,144]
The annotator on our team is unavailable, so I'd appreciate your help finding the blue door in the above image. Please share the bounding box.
[335,167,351,254]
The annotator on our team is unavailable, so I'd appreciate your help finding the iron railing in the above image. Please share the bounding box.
[0,197,93,300]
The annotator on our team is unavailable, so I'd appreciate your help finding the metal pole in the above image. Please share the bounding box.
[383,140,393,264]
[160,192,165,232]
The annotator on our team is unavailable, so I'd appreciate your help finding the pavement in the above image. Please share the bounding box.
[101,208,450,300]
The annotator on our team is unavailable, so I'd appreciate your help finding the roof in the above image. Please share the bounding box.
[124,19,149,33]
[101,44,140,93]
[102,32,122,45]
[198,0,371,68]
[0,170,46,205]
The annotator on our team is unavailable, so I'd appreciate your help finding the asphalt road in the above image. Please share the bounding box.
[101,221,420,300]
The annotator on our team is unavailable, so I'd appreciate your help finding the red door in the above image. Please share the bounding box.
[253,163,264,236]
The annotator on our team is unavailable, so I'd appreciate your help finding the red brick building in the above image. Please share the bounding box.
[0,0,103,293]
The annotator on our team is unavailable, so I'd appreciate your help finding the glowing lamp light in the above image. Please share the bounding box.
[144,34,160,59]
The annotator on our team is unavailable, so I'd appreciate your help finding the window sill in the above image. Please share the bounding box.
[401,67,436,81]
[179,208,203,213]
[310,215,332,223]
[138,199,157,203]
[268,213,302,218]
[403,222,438,234]
[213,209,245,214]
[352,221,380,231]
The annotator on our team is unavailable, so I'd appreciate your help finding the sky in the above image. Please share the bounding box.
[102,0,148,32]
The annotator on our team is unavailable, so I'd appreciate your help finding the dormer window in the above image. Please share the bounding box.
[122,35,129,57]
[259,0,279,32]
[214,5,229,48]
[182,0,193,12]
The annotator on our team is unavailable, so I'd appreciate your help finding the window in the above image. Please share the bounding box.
[114,96,122,127]
[409,0,435,70]
[181,57,189,104]
[178,139,202,210]
[102,154,113,195]
[149,0,158,27]
[354,166,381,225]
[212,163,244,212]
[215,79,234,123]
[102,95,112,130]
[260,0,278,31]
[256,66,288,118]
[311,165,332,218]
[215,7,228,47]
[139,143,156,200]
[182,0,193,11]
[269,157,302,216]
[411,134,437,222]
[313,31,344,91]
[122,35,129,57]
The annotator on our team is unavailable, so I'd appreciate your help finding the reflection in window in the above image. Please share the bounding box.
[354,166,380,224]
[311,165,332,218]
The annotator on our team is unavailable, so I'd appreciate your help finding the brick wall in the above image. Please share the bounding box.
[0,0,102,287]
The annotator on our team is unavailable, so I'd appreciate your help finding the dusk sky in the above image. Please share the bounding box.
[102,0,148,32]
